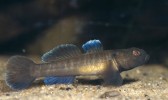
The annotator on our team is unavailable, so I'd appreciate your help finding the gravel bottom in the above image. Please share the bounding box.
[0,56,168,100]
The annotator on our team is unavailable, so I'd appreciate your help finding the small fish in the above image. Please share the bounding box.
[5,40,149,90]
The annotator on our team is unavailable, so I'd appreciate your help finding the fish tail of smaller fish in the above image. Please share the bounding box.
[5,56,36,90]
[44,76,75,85]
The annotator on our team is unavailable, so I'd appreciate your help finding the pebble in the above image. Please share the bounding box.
[99,90,121,98]
[59,87,72,91]
[136,69,141,74]
[5,93,10,96]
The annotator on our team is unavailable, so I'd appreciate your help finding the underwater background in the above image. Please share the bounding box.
[0,0,168,66]
[0,1,168,99]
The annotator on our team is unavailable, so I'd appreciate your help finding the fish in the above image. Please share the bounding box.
[5,39,149,90]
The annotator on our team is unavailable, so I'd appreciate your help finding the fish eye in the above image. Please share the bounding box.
[132,50,141,56]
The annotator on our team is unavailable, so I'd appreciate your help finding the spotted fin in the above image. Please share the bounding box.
[82,39,103,53]
[42,44,81,85]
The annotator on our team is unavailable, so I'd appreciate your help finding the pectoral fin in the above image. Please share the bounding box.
[103,61,123,86]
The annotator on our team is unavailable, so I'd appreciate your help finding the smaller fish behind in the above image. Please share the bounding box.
[5,39,149,90]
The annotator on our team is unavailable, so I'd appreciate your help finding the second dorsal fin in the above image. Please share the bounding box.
[42,44,82,62]
[82,39,103,53]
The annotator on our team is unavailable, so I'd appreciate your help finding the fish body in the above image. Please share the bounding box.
[5,40,149,90]
[34,51,114,77]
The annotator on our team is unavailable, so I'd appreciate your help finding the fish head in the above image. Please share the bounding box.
[113,48,149,71]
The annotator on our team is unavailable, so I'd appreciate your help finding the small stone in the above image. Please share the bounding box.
[157,83,159,86]
[144,94,150,100]
[5,93,10,96]
[97,85,101,89]
[148,83,151,86]
[66,87,72,91]
[159,76,167,81]
[143,72,148,76]
[99,90,121,98]
[59,87,72,91]
[136,69,141,74]
[159,76,163,80]
[125,74,129,78]
[144,94,148,97]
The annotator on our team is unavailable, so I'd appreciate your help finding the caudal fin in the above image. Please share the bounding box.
[5,56,36,90]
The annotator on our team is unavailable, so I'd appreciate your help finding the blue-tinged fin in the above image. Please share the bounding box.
[42,44,81,62]
[5,56,35,90]
[82,39,103,53]
[44,76,75,85]
[42,44,81,85]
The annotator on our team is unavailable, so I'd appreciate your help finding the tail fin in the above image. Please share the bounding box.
[5,56,36,90]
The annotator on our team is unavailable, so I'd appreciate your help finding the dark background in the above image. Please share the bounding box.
[0,0,168,66]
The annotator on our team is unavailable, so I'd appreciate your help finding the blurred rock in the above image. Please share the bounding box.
[27,16,87,54]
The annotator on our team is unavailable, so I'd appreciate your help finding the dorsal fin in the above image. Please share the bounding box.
[42,44,82,62]
[82,39,103,53]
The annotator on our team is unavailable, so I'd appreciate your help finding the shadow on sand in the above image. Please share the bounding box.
[77,78,138,86]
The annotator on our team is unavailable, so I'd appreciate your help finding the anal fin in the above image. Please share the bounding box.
[44,76,75,85]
